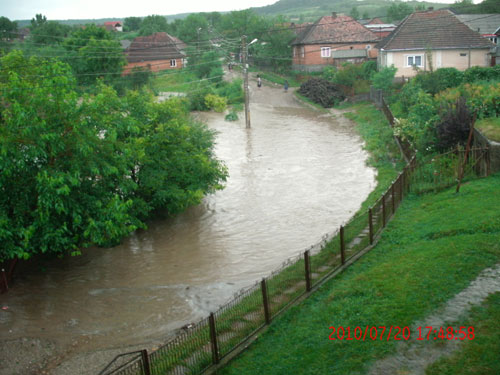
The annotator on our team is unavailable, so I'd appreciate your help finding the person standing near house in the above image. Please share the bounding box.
[284,80,289,92]
[257,75,262,88]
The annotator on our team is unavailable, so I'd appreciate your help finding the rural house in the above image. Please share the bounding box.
[292,13,379,72]
[103,21,123,32]
[124,32,186,75]
[377,9,495,78]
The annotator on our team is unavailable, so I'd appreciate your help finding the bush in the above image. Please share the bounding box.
[216,79,243,104]
[413,68,464,95]
[436,96,472,151]
[371,65,397,94]
[298,78,345,108]
[463,65,500,83]
[225,111,238,121]
[205,94,227,113]
[187,85,214,111]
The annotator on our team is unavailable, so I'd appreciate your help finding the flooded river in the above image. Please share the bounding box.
[0,80,376,374]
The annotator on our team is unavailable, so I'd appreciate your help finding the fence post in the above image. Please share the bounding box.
[399,173,404,202]
[368,208,374,245]
[391,183,395,214]
[209,313,220,364]
[141,349,151,375]
[261,279,271,324]
[304,250,312,292]
[1,269,7,292]
[486,146,491,176]
[382,194,386,227]
[340,226,346,264]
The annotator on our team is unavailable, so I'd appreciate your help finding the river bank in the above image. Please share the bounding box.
[0,74,377,374]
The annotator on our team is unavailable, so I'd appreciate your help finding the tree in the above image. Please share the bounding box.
[0,17,18,40]
[362,11,370,19]
[124,17,142,32]
[371,65,397,94]
[31,21,72,45]
[350,7,360,20]
[0,51,227,262]
[139,15,168,36]
[63,25,125,85]
[387,2,413,22]
[219,10,262,39]
[177,14,209,44]
[30,14,47,29]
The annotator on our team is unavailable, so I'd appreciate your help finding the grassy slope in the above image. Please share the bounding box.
[221,173,500,374]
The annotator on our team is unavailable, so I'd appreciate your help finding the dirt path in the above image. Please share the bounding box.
[369,263,500,375]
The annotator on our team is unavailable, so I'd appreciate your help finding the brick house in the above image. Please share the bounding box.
[292,13,379,72]
[377,10,495,78]
[124,32,186,75]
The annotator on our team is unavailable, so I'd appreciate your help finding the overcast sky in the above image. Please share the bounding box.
[1,0,460,21]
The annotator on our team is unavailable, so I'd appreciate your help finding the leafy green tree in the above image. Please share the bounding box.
[30,14,47,29]
[479,0,500,13]
[124,17,142,32]
[139,15,168,36]
[63,25,125,85]
[350,7,360,20]
[362,11,370,19]
[31,21,72,45]
[387,2,413,22]
[371,65,397,93]
[219,10,262,38]
[0,51,227,262]
[0,17,18,40]
[177,14,209,44]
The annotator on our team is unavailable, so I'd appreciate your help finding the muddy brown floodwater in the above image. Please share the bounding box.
[0,78,376,374]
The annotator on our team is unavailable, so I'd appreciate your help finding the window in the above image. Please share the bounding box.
[301,47,305,58]
[170,59,177,67]
[321,47,331,58]
[406,54,423,67]
[460,53,467,57]
[488,37,498,44]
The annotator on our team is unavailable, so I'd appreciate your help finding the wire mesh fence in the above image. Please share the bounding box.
[214,282,265,358]
[148,318,212,375]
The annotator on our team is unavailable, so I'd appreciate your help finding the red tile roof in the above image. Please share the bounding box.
[127,32,185,63]
[292,14,377,45]
[377,10,494,51]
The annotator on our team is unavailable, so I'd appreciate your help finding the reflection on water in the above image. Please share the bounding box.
[0,85,376,369]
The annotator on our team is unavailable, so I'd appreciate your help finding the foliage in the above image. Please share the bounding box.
[436,96,473,151]
[386,1,413,22]
[124,17,142,32]
[62,25,126,85]
[225,111,239,121]
[139,15,168,36]
[463,65,500,83]
[413,68,464,95]
[298,78,345,108]
[176,14,209,44]
[0,51,227,262]
[0,17,18,40]
[215,79,244,104]
[31,20,72,45]
[349,6,360,20]
[187,84,216,111]
[205,94,228,112]
[321,66,337,82]
[371,65,397,94]
[188,49,223,84]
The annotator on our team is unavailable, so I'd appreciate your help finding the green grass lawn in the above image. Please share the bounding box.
[476,117,500,143]
[221,173,500,375]
[151,70,198,93]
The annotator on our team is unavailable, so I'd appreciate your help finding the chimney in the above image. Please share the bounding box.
[332,12,337,18]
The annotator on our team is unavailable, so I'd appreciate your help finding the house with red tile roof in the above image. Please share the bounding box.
[123,32,186,75]
[377,9,495,78]
[103,21,123,32]
[291,13,379,72]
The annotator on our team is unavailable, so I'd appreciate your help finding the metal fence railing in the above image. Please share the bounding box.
[99,101,490,375]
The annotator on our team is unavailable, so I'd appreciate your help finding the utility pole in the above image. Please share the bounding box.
[242,35,251,129]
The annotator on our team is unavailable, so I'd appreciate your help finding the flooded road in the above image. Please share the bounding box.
[0,78,376,374]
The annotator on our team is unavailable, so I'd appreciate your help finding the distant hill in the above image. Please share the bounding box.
[13,0,453,27]
[251,0,451,22]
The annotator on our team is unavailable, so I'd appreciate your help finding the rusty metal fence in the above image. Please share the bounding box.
[99,102,490,375]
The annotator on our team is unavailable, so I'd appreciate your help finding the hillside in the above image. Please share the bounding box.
[251,0,451,21]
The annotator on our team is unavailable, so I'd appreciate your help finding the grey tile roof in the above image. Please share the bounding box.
[457,14,500,35]
[377,9,495,51]
[292,14,377,45]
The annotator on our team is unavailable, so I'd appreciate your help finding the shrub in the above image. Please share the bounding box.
[436,96,472,151]
[298,78,345,108]
[204,94,227,113]
[371,65,397,94]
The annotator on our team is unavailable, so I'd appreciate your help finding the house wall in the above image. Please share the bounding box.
[380,49,491,78]
[123,59,183,75]
[293,43,378,72]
